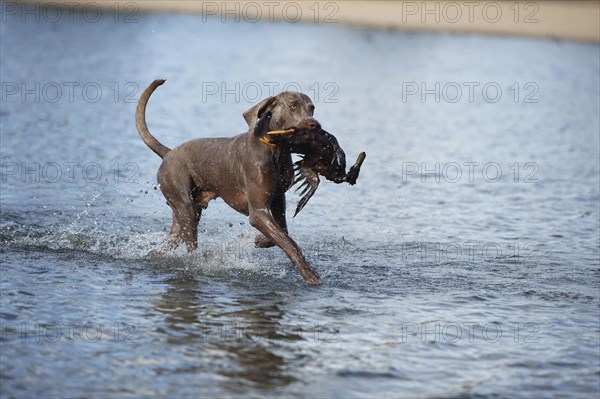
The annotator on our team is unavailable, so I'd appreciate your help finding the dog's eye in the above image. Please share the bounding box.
[290,103,297,110]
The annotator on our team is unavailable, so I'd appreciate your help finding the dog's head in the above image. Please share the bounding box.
[243,92,321,133]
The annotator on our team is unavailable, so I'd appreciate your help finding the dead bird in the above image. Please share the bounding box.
[256,113,366,216]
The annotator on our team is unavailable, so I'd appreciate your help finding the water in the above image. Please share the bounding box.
[1,10,599,399]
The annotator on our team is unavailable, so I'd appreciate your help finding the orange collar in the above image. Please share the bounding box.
[259,129,295,147]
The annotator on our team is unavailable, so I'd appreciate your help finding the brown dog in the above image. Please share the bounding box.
[136,79,342,285]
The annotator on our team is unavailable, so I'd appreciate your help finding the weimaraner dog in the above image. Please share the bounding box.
[136,79,350,285]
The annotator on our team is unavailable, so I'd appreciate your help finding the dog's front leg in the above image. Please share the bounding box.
[249,208,321,285]
[255,194,287,248]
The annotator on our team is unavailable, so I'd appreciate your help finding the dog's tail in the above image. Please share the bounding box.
[136,79,171,158]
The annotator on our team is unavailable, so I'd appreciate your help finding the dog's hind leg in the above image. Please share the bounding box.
[159,173,201,252]
[147,209,186,256]
[172,199,201,253]
[161,212,183,252]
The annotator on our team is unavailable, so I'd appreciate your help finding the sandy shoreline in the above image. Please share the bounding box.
[7,1,600,42]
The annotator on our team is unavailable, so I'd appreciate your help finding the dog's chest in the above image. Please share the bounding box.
[272,152,294,191]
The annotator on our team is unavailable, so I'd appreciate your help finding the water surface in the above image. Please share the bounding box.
[1,10,599,399]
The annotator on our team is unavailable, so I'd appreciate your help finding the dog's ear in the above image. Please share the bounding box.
[243,96,276,129]
[253,111,272,136]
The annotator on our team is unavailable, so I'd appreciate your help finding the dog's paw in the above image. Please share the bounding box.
[254,234,276,248]
[300,265,322,285]
[146,248,165,257]
[305,276,322,286]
